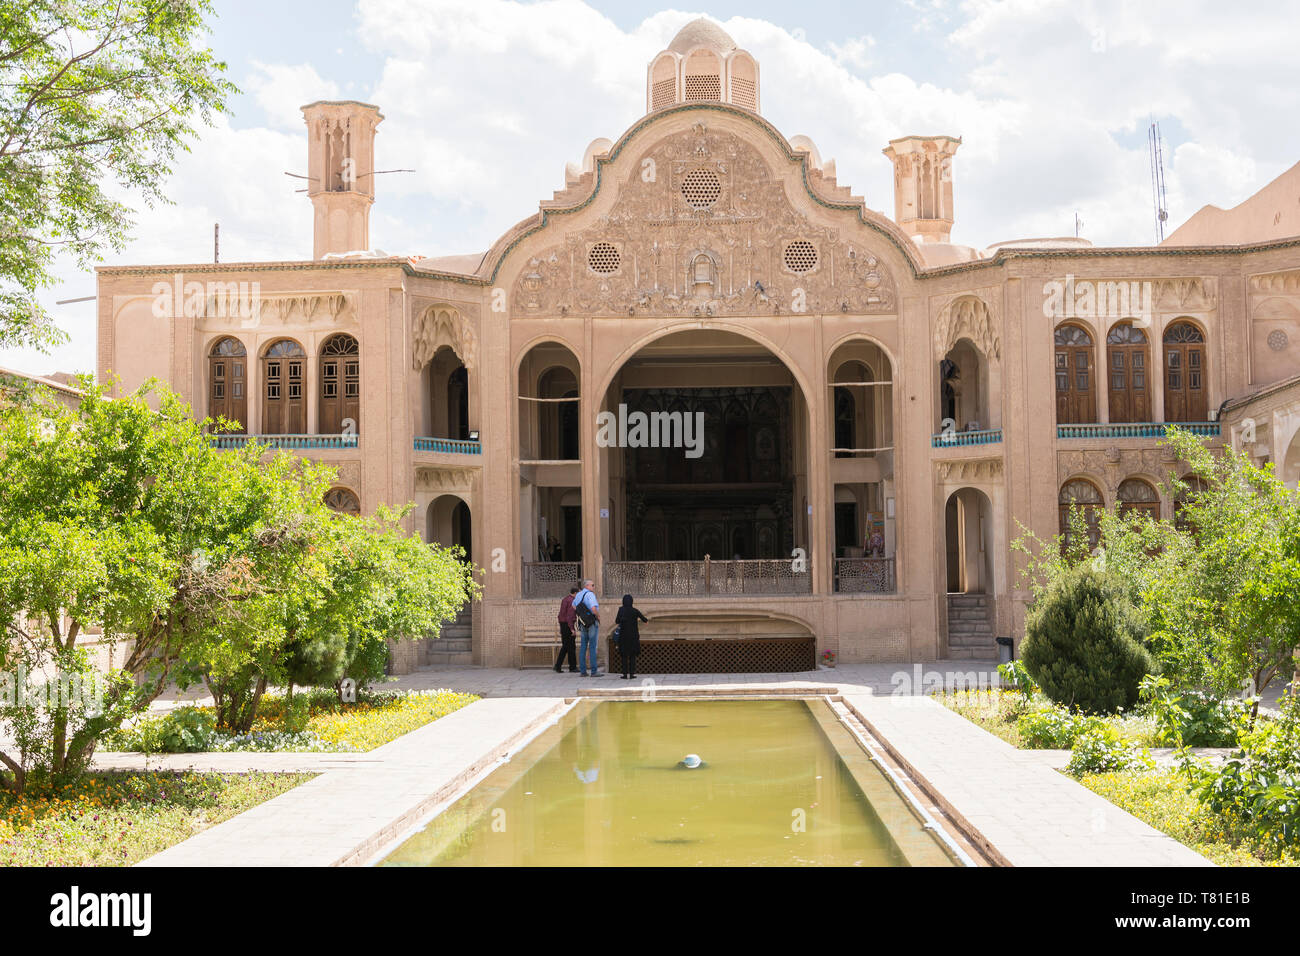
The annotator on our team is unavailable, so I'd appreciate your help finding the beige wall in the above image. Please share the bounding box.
[97,104,1300,668]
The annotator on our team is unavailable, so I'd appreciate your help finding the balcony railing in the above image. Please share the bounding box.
[932,428,1003,448]
[414,437,482,455]
[523,561,583,598]
[209,433,359,450]
[1056,422,1220,439]
[603,559,812,597]
[833,557,896,594]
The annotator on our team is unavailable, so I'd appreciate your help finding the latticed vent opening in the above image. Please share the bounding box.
[731,77,757,109]
[588,242,621,274]
[651,77,676,109]
[680,167,722,209]
[684,74,720,101]
[783,240,818,273]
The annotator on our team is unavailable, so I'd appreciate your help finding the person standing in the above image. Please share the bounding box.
[573,578,602,677]
[614,594,649,680]
[554,586,579,673]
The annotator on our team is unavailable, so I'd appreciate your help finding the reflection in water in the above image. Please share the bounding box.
[381,700,928,867]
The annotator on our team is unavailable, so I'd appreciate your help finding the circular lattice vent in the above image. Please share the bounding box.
[1268,329,1289,352]
[680,167,722,209]
[784,239,818,274]
[588,242,621,274]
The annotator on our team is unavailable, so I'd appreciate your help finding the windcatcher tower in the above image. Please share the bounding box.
[882,135,961,243]
[302,100,384,258]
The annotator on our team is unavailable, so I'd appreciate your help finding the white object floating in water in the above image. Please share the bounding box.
[681,754,702,769]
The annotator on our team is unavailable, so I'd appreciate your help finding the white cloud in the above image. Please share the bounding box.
[246,61,341,130]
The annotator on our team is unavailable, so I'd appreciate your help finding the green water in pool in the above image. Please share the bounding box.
[379,698,954,866]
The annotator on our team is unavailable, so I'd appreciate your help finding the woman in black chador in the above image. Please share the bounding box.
[614,594,649,679]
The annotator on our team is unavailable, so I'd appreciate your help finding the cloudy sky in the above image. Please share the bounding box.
[6,0,1298,377]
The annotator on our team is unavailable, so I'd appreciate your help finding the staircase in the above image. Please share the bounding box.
[946,594,996,660]
[423,605,473,667]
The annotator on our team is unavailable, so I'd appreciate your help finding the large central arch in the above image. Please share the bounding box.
[596,327,813,594]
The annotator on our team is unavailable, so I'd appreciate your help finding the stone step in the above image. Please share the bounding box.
[431,637,472,652]
[948,634,997,647]
[949,622,992,634]
[947,597,988,607]
[949,610,990,621]
[948,645,999,660]
[425,650,473,667]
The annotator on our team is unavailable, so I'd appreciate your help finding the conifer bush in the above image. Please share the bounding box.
[1021,563,1155,714]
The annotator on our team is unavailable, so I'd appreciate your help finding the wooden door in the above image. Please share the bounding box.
[1054,325,1096,424]
[1106,323,1150,423]
[319,334,359,434]
[262,339,306,434]
[207,337,247,433]
[1163,322,1207,422]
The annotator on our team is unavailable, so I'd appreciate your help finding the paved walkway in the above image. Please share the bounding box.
[137,696,566,867]
[843,694,1212,866]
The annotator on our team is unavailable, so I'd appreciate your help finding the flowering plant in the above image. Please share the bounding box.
[822,649,836,666]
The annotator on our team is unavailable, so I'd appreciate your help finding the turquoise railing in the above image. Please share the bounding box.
[413,437,483,455]
[1056,422,1220,439]
[932,428,1003,448]
[209,434,359,449]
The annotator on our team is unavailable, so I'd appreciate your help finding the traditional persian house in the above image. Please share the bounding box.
[95,19,1300,671]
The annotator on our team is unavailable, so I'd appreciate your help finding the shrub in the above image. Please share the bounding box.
[1066,725,1155,776]
[1184,695,1300,855]
[1017,709,1103,749]
[107,707,215,754]
[1021,563,1155,714]
[1139,674,1248,748]
[997,660,1038,702]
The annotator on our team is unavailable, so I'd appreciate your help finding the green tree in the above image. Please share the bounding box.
[0,380,334,788]
[0,0,234,348]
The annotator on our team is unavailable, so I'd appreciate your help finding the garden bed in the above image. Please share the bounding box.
[938,686,1299,866]
[0,770,310,866]
[106,688,481,754]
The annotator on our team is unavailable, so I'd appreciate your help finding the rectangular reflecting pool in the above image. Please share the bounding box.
[380,699,958,866]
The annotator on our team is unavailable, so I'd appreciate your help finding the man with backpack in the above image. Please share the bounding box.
[572,578,602,677]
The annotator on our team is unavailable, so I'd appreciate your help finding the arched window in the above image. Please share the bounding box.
[1054,325,1096,424]
[650,53,677,110]
[324,487,360,515]
[683,49,722,101]
[1106,323,1150,423]
[1059,478,1103,549]
[208,337,247,433]
[1163,321,1207,422]
[729,52,758,110]
[319,334,359,434]
[261,339,306,434]
[1117,477,1160,521]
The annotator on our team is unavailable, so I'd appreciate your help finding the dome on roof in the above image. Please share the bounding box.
[668,18,737,55]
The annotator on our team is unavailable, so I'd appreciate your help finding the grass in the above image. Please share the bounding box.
[1079,770,1300,867]
[0,770,310,866]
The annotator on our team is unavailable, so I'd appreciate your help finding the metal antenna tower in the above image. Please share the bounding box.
[1148,121,1169,243]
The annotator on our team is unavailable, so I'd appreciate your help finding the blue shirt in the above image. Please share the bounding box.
[573,589,598,617]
